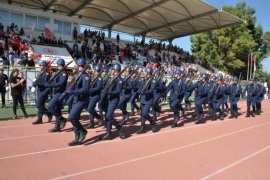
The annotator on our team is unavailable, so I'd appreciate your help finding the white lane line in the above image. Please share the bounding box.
[1,110,269,142]
[47,121,270,180]
[200,145,270,180]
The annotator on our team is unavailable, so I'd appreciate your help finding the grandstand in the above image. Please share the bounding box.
[0,0,244,104]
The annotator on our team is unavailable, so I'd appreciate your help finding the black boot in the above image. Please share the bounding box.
[78,129,88,143]
[32,117,43,125]
[117,125,126,139]
[251,111,255,117]
[195,114,201,124]
[47,113,53,123]
[220,113,224,120]
[246,111,250,117]
[49,124,61,133]
[60,117,67,129]
[136,124,146,134]
[120,113,129,125]
[68,133,80,146]
[86,120,95,129]
[252,106,256,117]
[150,121,158,133]
[101,130,112,140]
[171,114,179,128]
[200,114,206,124]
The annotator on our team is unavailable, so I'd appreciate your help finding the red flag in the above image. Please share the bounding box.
[250,53,254,65]
[44,28,55,39]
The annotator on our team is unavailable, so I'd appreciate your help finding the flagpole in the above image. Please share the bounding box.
[250,53,253,79]
[253,55,256,77]
[247,53,250,81]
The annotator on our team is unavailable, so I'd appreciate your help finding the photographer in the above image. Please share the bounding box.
[0,68,8,108]
[9,69,28,119]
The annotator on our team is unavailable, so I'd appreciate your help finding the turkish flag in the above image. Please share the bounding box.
[44,28,55,39]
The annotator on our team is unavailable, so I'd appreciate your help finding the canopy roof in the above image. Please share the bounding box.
[7,0,244,40]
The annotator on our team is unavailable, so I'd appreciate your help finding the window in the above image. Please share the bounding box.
[25,15,37,29]
[54,20,62,34]
[0,10,9,26]
[10,12,23,28]
[63,21,71,35]
[38,16,50,30]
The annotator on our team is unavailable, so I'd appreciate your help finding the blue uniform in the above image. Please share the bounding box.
[184,80,193,108]
[166,78,186,117]
[242,83,259,115]
[212,83,226,118]
[256,84,266,114]
[87,74,103,126]
[191,80,210,122]
[130,77,141,114]
[153,78,166,116]
[98,75,110,114]
[32,70,51,120]
[226,82,242,117]
[106,76,123,132]
[68,72,90,134]
[45,69,68,126]
[117,76,133,117]
[208,81,215,114]
[139,77,155,125]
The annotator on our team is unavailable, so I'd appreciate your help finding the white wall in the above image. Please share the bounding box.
[0,3,82,41]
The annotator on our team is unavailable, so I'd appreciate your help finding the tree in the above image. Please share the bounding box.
[190,2,270,78]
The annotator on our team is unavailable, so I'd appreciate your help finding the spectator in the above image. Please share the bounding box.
[19,27,25,36]
[116,33,120,44]
[2,52,10,66]
[73,27,78,40]
[0,68,9,108]
[9,68,28,119]
[27,56,35,68]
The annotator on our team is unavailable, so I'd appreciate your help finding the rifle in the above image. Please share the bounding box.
[33,59,57,84]
[47,60,74,84]
[141,69,157,93]
[236,73,242,93]
[122,67,138,86]
[103,64,131,91]
[59,64,91,100]
[132,69,142,86]
[90,68,104,87]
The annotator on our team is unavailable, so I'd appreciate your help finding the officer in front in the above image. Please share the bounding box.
[32,61,53,124]
[45,59,68,132]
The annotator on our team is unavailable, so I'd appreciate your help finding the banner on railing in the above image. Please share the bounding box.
[31,44,75,67]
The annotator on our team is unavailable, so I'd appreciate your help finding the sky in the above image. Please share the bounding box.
[174,0,270,72]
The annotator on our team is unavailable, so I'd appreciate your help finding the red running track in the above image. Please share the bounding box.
[0,100,269,180]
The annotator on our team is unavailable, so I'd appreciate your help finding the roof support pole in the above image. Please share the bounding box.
[108,27,112,39]
[168,38,174,46]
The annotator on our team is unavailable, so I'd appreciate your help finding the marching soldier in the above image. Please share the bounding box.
[212,76,226,120]
[242,78,259,117]
[86,63,103,128]
[152,70,166,121]
[166,70,187,127]
[191,74,210,124]
[226,76,242,119]
[66,58,89,146]
[32,61,52,124]
[118,66,133,125]
[184,75,193,110]
[45,59,68,132]
[101,64,126,140]
[129,70,141,116]
[256,79,266,115]
[98,66,111,123]
[137,67,158,134]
